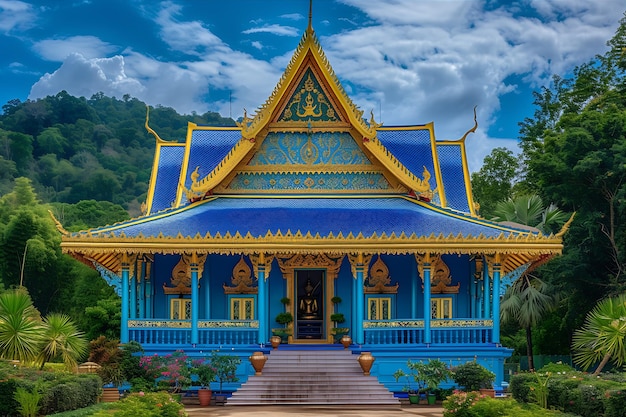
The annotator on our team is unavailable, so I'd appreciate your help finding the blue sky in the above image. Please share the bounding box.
[1,0,624,171]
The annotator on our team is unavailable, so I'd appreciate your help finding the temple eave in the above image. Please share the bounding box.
[61,239,562,255]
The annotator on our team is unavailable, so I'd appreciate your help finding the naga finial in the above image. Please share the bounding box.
[145,106,166,143]
[458,106,478,142]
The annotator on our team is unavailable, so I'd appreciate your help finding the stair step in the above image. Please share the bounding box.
[229,350,399,406]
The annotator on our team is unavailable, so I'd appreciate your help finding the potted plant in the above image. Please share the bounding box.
[191,358,216,406]
[452,361,495,395]
[330,296,350,345]
[394,359,451,405]
[273,311,293,344]
[211,351,241,395]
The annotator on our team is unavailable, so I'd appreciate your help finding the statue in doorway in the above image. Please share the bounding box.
[299,278,319,319]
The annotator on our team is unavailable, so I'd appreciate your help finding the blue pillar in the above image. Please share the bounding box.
[352,272,357,337]
[355,254,365,344]
[204,257,211,319]
[121,254,130,344]
[257,253,268,344]
[191,253,199,345]
[138,260,146,319]
[423,255,432,344]
[469,265,476,318]
[483,260,491,319]
[130,265,137,319]
[411,265,418,319]
[145,279,152,318]
[492,257,502,344]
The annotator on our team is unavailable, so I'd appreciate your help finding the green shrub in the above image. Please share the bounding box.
[39,375,101,415]
[605,389,626,417]
[91,392,185,417]
[14,386,41,417]
[537,362,576,374]
[0,379,20,416]
[453,362,495,391]
[509,372,536,403]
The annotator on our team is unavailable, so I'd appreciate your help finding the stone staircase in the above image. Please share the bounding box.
[227,349,400,406]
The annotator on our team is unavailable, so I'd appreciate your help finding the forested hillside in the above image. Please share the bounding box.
[0,92,236,215]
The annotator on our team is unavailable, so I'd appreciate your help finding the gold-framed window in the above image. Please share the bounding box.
[230,297,255,320]
[367,297,392,320]
[170,298,191,320]
[431,297,453,319]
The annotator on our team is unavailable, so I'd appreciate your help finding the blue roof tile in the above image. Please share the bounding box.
[81,196,535,239]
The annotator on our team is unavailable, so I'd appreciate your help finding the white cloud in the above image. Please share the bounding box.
[280,13,304,21]
[155,1,224,55]
[32,35,117,62]
[0,0,36,33]
[242,24,299,37]
[29,53,144,101]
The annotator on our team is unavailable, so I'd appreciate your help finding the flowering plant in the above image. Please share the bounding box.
[191,358,217,388]
[139,351,191,393]
[442,390,485,417]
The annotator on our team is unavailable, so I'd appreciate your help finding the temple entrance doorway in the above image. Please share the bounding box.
[294,269,325,340]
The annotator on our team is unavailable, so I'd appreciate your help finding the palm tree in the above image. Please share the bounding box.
[494,194,569,371]
[500,276,558,372]
[572,294,626,375]
[0,288,44,363]
[38,313,88,371]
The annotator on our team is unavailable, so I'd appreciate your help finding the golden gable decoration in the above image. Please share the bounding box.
[417,254,460,294]
[364,255,399,294]
[223,256,257,294]
[163,253,207,295]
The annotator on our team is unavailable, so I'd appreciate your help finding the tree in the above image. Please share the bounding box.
[471,147,521,219]
[572,294,626,374]
[496,194,569,371]
[0,288,44,362]
[516,14,626,351]
[37,313,88,371]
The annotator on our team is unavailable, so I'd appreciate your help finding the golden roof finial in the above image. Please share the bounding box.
[458,105,478,142]
[145,106,165,143]
[307,0,314,33]
[48,210,69,236]
[555,212,576,238]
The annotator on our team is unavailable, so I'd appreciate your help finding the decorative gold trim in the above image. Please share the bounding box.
[417,255,460,294]
[347,253,373,279]
[163,253,207,294]
[249,253,274,278]
[223,256,257,294]
[364,320,424,328]
[362,319,492,328]
[364,255,398,294]
[127,319,258,329]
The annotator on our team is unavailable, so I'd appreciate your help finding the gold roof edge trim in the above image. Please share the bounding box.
[362,123,440,199]
[62,234,563,255]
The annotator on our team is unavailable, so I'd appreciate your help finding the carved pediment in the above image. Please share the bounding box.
[364,255,398,294]
[163,254,206,295]
[417,254,460,294]
[223,256,257,294]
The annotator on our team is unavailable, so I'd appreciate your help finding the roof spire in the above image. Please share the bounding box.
[308,0,313,31]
